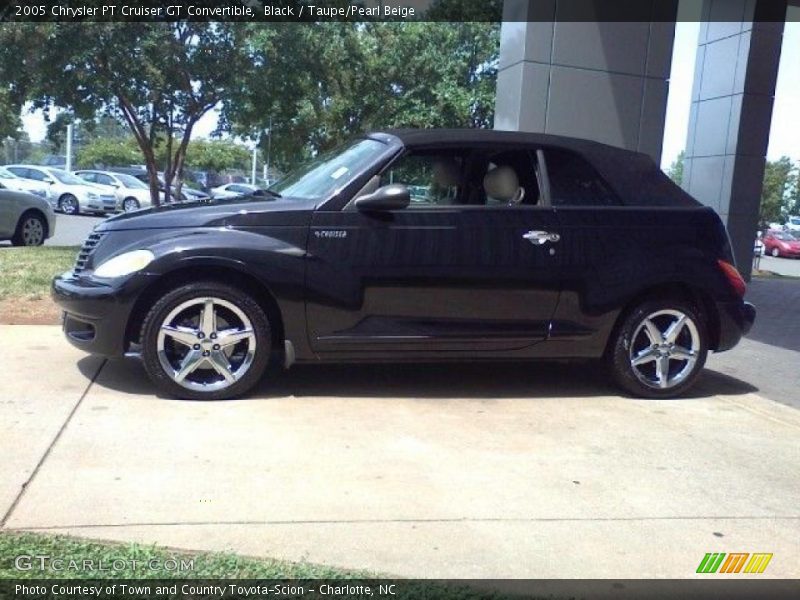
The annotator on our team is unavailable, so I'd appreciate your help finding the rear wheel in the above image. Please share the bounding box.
[608,299,707,398]
[11,212,46,246]
[140,281,272,400]
[59,194,79,215]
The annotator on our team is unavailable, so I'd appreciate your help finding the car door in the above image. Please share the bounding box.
[305,146,562,357]
[0,184,18,238]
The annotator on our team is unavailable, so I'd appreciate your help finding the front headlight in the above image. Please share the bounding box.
[94,250,155,278]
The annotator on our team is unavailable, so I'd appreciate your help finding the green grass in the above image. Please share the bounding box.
[0,532,526,599]
[0,246,78,300]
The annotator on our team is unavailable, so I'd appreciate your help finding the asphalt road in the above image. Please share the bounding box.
[46,213,106,247]
[757,254,800,277]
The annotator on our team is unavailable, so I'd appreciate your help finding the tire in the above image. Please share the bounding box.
[608,299,708,399]
[59,194,79,215]
[122,197,140,212]
[11,212,46,246]
[771,247,780,258]
[140,281,272,400]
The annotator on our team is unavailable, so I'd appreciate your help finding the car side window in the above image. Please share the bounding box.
[7,167,28,179]
[380,152,462,207]
[26,169,48,182]
[96,174,113,186]
[462,149,541,207]
[79,172,96,183]
[545,149,620,207]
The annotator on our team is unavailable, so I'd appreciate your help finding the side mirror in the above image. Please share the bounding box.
[355,184,410,211]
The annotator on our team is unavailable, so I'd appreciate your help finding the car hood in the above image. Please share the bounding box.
[97,195,314,231]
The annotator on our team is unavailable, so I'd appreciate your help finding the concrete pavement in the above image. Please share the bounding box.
[46,214,105,247]
[1,325,798,579]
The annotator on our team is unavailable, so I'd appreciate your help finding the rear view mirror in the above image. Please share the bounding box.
[355,184,410,211]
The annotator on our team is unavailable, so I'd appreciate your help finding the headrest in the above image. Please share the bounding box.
[432,159,461,188]
[483,166,520,201]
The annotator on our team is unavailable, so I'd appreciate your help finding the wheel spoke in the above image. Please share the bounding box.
[207,350,235,383]
[200,298,216,334]
[664,315,687,344]
[217,327,254,348]
[174,349,205,382]
[671,345,696,361]
[161,325,199,347]
[655,355,671,389]
[642,319,663,345]
[631,347,658,366]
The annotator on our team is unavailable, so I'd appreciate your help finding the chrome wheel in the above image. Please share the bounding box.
[771,248,780,258]
[629,309,700,390]
[21,216,44,245]
[123,197,140,212]
[156,297,257,392]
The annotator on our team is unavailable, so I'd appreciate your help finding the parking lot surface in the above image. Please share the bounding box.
[46,213,105,246]
[1,325,798,579]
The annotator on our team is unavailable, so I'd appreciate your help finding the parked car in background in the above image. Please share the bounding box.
[210,182,260,198]
[0,182,55,246]
[75,169,154,212]
[181,186,211,202]
[0,166,50,199]
[54,129,755,401]
[4,165,117,215]
[785,215,800,233]
[762,230,800,258]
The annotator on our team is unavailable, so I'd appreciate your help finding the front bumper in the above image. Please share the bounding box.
[715,300,756,352]
[52,271,156,356]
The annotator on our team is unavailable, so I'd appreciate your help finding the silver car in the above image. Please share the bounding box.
[0,182,56,246]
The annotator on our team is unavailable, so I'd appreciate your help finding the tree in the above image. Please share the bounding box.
[759,156,797,226]
[185,139,251,173]
[666,150,685,186]
[230,21,499,171]
[76,137,142,169]
[0,22,253,206]
[0,88,21,139]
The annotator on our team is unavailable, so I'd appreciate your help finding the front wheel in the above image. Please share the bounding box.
[771,247,780,258]
[608,299,708,398]
[140,281,272,400]
[122,197,140,212]
[59,194,79,215]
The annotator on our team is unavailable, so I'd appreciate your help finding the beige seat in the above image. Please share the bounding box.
[483,166,525,205]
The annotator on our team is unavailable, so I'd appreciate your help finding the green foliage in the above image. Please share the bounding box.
[230,22,500,171]
[76,137,142,168]
[760,156,798,226]
[666,150,685,186]
[0,247,79,300]
[185,138,252,173]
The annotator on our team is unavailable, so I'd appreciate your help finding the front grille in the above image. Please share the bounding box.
[74,232,106,274]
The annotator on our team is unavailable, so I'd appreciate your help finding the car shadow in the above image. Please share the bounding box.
[78,356,758,401]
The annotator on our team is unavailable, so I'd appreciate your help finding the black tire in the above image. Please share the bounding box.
[140,281,272,400]
[607,298,708,399]
[59,194,79,215]
[122,197,140,212]
[11,211,47,246]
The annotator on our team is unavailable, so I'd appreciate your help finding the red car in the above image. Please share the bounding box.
[763,230,800,258]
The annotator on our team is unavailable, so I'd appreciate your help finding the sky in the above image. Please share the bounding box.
[19,16,800,171]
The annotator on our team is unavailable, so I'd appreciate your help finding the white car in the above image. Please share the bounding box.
[4,164,117,215]
[0,182,56,246]
[785,215,800,233]
[75,170,154,212]
[0,166,51,199]
[210,182,260,198]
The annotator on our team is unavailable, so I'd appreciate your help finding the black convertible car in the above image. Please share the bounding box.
[53,129,755,400]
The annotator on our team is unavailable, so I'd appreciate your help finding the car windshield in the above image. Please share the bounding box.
[0,167,18,179]
[114,173,148,188]
[269,138,386,200]
[48,168,87,185]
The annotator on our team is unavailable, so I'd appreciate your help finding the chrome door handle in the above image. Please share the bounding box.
[523,230,560,245]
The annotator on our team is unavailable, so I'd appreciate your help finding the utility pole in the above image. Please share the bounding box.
[265,116,272,184]
[251,145,257,186]
[65,123,73,171]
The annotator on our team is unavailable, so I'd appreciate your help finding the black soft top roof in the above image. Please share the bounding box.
[371,128,700,208]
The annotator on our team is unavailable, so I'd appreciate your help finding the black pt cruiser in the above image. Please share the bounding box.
[53,129,756,400]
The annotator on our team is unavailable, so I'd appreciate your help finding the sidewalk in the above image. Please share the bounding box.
[1,325,798,578]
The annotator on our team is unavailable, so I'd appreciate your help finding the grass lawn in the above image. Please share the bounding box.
[0,246,78,301]
[0,532,520,599]
[0,246,77,324]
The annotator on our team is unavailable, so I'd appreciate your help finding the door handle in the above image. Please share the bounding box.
[523,230,560,245]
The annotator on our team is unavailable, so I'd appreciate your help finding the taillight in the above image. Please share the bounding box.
[717,259,746,297]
